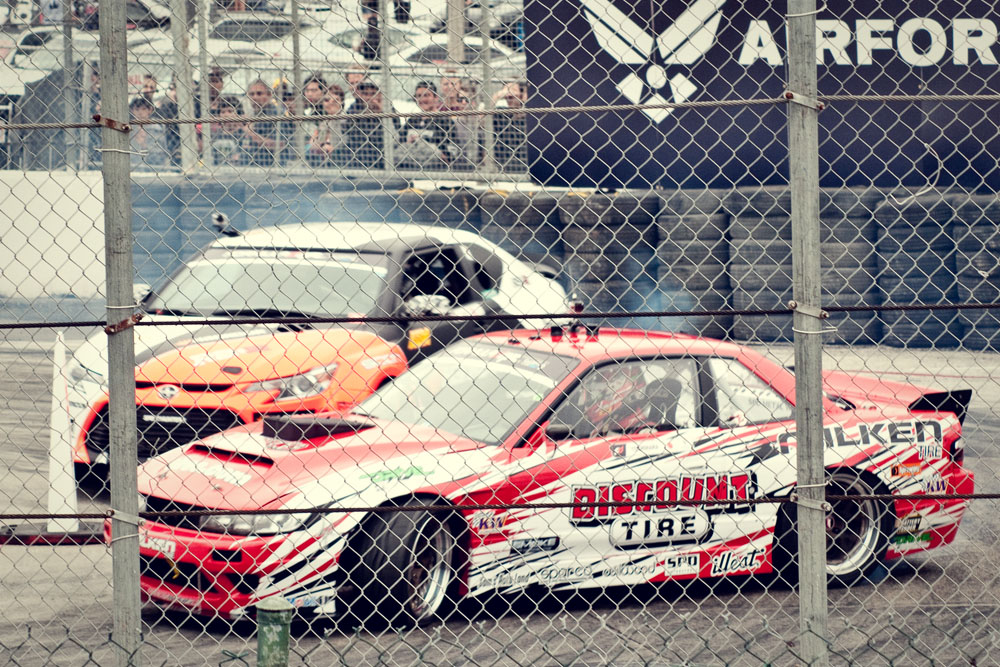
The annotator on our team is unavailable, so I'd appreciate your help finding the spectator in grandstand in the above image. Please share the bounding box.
[344,64,370,105]
[343,79,398,169]
[308,85,347,167]
[129,96,169,171]
[209,95,244,167]
[493,80,528,173]
[449,82,482,170]
[242,79,282,167]
[397,81,458,170]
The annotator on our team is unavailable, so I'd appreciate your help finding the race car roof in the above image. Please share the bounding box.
[212,221,482,254]
[480,328,751,364]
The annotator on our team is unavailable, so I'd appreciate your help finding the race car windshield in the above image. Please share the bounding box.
[359,339,579,445]
[145,249,390,317]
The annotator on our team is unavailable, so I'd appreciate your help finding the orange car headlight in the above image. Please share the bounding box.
[246,362,339,401]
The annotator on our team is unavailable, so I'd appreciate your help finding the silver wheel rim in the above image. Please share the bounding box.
[825,472,880,577]
[406,515,451,621]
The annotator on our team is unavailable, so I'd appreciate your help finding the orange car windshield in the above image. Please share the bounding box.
[146,249,390,318]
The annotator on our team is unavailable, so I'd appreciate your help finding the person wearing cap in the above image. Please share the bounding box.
[397,81,459,170]
[343,79,399,169]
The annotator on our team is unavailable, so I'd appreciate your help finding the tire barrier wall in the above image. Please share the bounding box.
[874,192,960,348]
[557,190,660,329]
[656,189,732,339]
[127,174,990,348]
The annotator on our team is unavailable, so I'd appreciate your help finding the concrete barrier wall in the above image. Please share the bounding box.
[4,171,996,349]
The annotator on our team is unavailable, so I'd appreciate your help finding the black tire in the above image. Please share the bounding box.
[772,469,894,588]
[351,500,458,629]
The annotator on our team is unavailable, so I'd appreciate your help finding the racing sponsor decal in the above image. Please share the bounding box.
[896,514,922,533]
[570,472,757,525]
[916,442,944,460]
[662,554,701,577]
[470,510,508,534]
[510,536,560,555]
[922,475,947,494]
[288,594,337,610]
[138,531,177,559]
[360,465,429,483]
[776,419,944,452]
[538,563,593,584]
[609,509,711,548]
[709,546,767,577]
[610,443,627,457]
[892,532,932,546]
[891,463,922,478]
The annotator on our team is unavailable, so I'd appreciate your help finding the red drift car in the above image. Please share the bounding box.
[126,327,974,627]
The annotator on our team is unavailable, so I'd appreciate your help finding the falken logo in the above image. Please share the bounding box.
[581,0,725,123]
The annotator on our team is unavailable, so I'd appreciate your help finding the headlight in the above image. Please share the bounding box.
[199,510,316,536]
[246,362,339,401]
[67,356,106,389]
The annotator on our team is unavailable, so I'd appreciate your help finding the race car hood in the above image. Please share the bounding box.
[70,315,375,386]
[137,417,485,510]
[135,327,371,386]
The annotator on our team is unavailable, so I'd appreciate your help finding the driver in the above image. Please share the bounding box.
[554,363,649,438]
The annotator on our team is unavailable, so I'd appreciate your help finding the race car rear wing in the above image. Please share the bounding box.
[821,370,972,425]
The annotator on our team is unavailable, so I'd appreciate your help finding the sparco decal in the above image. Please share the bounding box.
[663,554,701,576]
[609,509,711,548]
[570,472,757,524]
[709,546,767,577]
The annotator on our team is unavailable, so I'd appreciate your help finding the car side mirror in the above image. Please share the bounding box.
[133,283,151,304]
[544,422,574,441]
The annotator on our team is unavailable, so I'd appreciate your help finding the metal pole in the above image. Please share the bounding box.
[256,597,295,667]
[479,9,496,175]
[290,0,305,165]
[446,0,464,67]
[170,0,198,171]
[99,0,141,663]
[196,0,213,167]
[377,0,394,172]
[787,1,828,665]
[60,0,74,170]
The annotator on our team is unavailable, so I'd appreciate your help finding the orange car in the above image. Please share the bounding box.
[63,220,568,480]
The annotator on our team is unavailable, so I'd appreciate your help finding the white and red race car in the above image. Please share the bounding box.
[126,327,974,627]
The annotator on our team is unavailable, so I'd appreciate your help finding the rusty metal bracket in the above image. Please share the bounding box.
[787,300,828,319]
[92,114,131,132]
[783,90,825,111]
[105,312,143,334]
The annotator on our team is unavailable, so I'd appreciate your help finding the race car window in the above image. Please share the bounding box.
[358,339,577,445]
[707,358,793,426]
[464,243,503,292]
[548,358,699,438]
[401,247,472,306]
[146,250,390,317]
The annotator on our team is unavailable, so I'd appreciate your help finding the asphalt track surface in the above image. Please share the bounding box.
[1,329,999,665]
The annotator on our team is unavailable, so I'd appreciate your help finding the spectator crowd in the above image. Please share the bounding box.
[120,66,529,174]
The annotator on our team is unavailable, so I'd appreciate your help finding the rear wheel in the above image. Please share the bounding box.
[351,500,457,628]
[773,469,893,587]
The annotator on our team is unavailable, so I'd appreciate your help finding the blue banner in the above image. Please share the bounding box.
[525,0,1000,189]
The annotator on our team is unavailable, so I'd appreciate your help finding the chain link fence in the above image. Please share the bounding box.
[2,0,999,664]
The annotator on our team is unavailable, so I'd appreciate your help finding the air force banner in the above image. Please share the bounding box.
[524,0,1000,189]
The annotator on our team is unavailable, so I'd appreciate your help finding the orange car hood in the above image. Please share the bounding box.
[135,328,371,386]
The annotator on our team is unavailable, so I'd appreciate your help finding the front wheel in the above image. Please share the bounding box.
[773,469,893,588]
[352,500,457,628]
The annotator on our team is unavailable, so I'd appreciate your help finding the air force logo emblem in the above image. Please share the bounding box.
[581,0,725,123]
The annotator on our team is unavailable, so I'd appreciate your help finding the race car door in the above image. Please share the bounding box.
[538,357,712,578]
